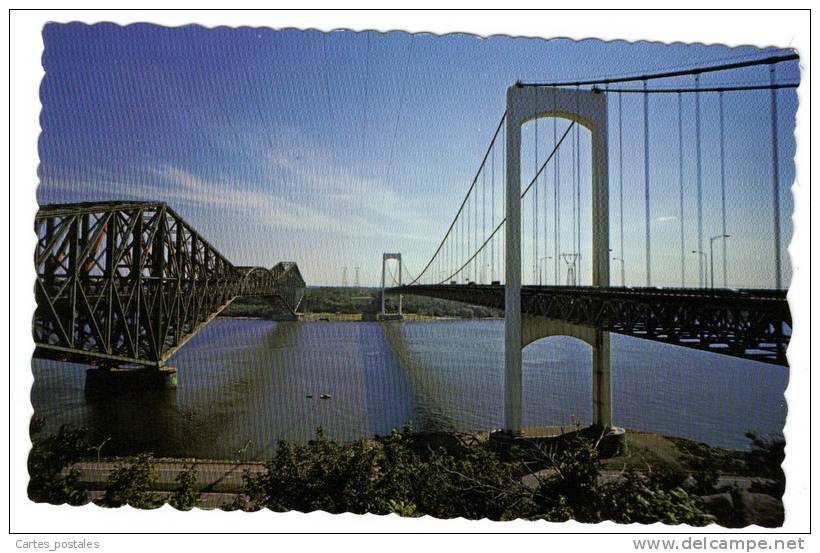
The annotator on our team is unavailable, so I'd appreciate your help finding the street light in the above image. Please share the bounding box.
[612,257,625,287]
[691,250,707,287]
[709,234,730,289]
[609,248,625,287]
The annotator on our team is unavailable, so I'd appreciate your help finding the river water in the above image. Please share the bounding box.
[31,319,788,459]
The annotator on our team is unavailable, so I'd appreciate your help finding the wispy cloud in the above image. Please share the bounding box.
[39,162,435,244]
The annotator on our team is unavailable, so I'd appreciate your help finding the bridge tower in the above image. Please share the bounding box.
[380,253,403,319]
[505,84,611,433]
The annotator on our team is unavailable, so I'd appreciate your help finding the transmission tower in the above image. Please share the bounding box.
[561,253,580,286]
[341,266,348,287]
[354,266,360,288]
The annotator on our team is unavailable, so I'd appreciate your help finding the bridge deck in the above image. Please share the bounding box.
[388,284,790,366]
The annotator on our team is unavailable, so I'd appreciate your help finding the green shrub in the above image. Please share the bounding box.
[169,464,200,511]
[239,428,713,524]
[96,453,164,509]
[28,419,91,505]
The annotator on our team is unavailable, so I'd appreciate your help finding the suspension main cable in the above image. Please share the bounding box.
[598,82,799,94]
[406,112,508,286]
[438,120,576,285]
[518,52,798,88]
[521,121,575,198]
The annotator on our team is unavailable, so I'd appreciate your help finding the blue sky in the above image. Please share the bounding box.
[38,23,798,287]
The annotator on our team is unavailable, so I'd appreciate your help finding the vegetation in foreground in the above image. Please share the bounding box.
[28,420,784,525]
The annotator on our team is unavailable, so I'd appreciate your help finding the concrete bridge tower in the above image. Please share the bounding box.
[504,84,611,433]
[380,253,403,320]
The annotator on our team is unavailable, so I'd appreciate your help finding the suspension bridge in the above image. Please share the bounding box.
[33,201,306,370]
[386,53,796,434]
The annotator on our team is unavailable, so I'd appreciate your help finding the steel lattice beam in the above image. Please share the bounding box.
[33,201,306,368]
[388,284,790,366]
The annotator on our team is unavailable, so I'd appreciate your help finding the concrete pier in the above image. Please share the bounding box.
[85,366,177,397]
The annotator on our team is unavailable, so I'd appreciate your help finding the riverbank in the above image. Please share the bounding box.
[221,287,502,320]
[219,311,503,322]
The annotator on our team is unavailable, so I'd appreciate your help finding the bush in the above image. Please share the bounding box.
[598,468,713,525]
[169,464,200,511]
[96,453,164,509]
[28,419,91,505]
[27,422,715,523]
[238,428,713,524]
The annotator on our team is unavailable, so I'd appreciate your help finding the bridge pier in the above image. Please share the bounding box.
[85,365,177,398]
[592,329,612,428]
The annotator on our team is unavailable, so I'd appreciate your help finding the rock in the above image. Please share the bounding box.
[520,468,557,490]
[736,491,784,528]
[597,426,627,458]
[320,393,332,399]
[700,492,737,527]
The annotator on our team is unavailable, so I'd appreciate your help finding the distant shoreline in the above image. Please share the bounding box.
[218,313,503,322]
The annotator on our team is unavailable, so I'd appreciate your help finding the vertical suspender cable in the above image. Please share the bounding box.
[642,79,651,287]
[554,102,561,285]
[618,91,626,287]
[575,85,581,284]
[482,164,486,283]
[769,65,782,290]
[502,121,506,284]
[694,74,705,287]
[571,97,577,284]
[491,139,496,282]
[677,92,685,287]
[474,166,478,282]
[543,118,549,286]
[534,118,539,284]
[465,190,469,283]
[444,218,453,284]
[461,202,464,282]
[718,90,728,288]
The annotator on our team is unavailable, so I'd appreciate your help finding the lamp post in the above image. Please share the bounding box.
[609,248,625,287]
[612,257,625,287]
[691,250,707,287]
[709,234,730,289]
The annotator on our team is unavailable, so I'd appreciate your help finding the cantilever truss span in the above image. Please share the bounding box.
[33,201,305,368]
[388,284,790,366]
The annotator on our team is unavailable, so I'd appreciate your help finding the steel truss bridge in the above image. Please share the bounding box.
[33,201,305,368]
[389,284,789,366]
